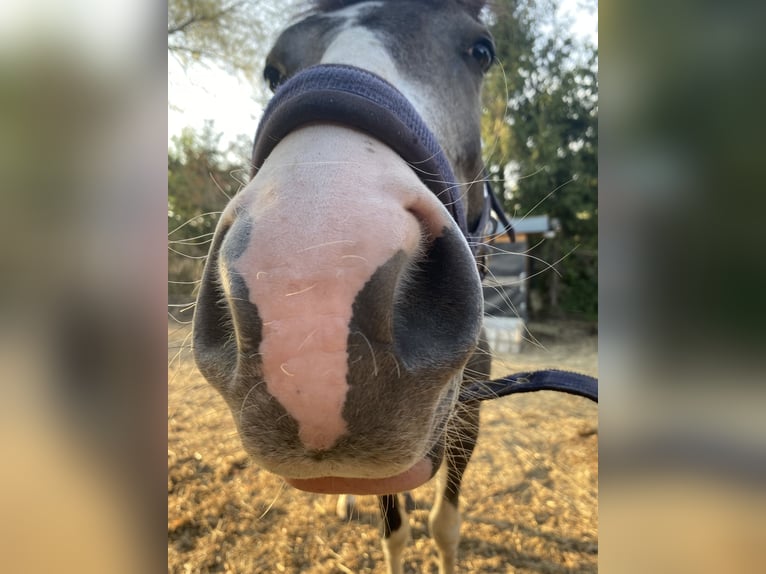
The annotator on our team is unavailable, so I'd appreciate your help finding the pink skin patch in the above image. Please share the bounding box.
[230,125,453,453]
[285,457,433,495]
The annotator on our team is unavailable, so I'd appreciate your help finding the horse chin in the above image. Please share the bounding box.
[283,457,433,495]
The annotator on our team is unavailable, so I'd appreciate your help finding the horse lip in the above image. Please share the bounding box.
[283,457,434,495]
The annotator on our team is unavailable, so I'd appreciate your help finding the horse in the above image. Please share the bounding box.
[193,1,544,572]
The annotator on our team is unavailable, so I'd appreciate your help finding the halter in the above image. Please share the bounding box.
[251,64,514,260]
[252,63,597,404]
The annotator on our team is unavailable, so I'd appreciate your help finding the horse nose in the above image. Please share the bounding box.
[194,125,482,452]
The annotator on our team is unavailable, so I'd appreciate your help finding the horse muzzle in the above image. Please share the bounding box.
[193,66,483,493]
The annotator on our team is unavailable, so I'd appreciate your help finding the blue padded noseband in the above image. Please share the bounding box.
[251,64,501,250]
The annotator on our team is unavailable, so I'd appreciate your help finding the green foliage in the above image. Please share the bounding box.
[482,0,598,320]
[168,123,248,306]
[168,0,300,81]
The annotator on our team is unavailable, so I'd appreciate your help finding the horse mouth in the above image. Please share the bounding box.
[283,457,433,495]
[238,384,453,495]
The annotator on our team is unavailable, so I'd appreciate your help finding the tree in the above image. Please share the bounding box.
[168,123,248,308]
[168,0,299,81]
[482,0,598,320]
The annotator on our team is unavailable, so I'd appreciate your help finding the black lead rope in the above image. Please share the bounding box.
[472,181,597,405]
[459,369,598,403]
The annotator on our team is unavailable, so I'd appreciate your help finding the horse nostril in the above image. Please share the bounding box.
[192,248,238,388]
[391,225,483,371]
[193,212,262,387]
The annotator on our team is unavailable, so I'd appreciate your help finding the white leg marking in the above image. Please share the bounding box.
[336,494,355,520]
[429,491,461,574]
[382,497,410,574]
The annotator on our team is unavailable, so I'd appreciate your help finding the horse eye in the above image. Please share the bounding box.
[263,64,283,92]
[470,39,495,73]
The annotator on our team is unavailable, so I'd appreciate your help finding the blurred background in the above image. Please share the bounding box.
[0,0,166,571]
[599,0,766,570]
[1,0,764,572]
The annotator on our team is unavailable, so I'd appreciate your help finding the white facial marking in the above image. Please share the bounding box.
[321,24,441,149]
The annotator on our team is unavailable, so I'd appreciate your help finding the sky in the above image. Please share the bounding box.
[168,0,597,150]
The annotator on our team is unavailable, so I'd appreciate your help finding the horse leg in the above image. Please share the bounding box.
[336,494,356,520]
[429,337,488,574]
[428,399,480,574]
[379,493,410,574]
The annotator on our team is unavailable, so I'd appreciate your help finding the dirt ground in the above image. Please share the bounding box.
[168,320,598,573]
